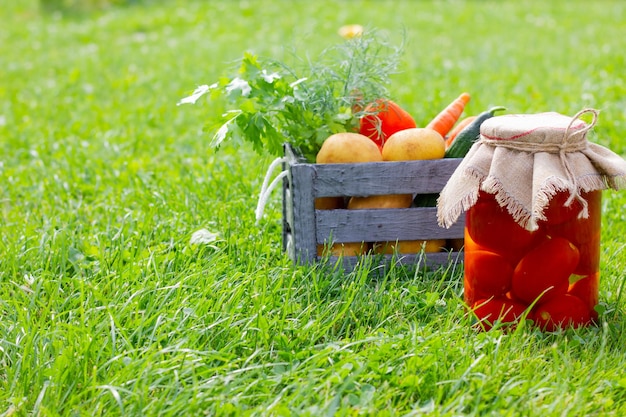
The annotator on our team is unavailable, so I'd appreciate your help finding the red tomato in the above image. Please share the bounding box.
[568,273,599,321]
[463,227,483,252]
[545,191,601,242]
[467,191,541,264]
[573,238,601,276]
[472,298,527,331]
[545,190,602,275]
[541,190,587,225]
[359,99,417,149]
[511,237,579,305]
[464,273,476,307]
[463,230,479,306]
[532,294,591,331]
[465,250,514,301]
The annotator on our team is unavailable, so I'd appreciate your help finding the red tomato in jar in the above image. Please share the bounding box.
[464,273,477,307]
[544,190,601,233]
[465,250,514,301]
[463,227,483,252]
[541,190,587,225]
[511,237,579,305]
[568,273,599,321]
[532,294,591,331]
[545,190,602,276]
[472,298,527,331]
[571,237,601,276]
[467,191,541,264]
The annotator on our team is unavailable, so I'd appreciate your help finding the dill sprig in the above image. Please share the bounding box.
[185,30,404,162]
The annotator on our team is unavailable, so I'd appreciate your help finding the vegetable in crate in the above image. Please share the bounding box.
[359,99,417,149]
[315,132,383,256]
[373,239,446,255]
[381,128,445,161]
[315,132,382,164]
[444,106,506,158]
[445,115,476,149]
[373,127,447,253]
[178,30,404,163]
[425,92,471,137]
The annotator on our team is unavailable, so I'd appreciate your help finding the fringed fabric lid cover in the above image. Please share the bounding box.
[437,109,626,231]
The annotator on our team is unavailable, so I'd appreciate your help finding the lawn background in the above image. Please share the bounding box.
[1,0,626,416]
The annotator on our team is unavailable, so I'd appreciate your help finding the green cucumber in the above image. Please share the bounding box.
[444,106,507,158]
[413,192,439,208]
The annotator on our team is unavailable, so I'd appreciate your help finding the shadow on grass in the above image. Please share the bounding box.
[302,250,626,351]
[285,251,467,344]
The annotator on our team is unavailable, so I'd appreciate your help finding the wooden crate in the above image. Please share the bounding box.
[281,145,465,270]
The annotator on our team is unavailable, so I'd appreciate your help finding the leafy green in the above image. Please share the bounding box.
[183,30,404,162]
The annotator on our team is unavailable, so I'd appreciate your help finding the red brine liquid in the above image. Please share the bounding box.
[464,190,601,331]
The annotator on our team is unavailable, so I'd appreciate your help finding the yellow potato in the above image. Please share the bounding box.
[382,128,445,161]
[317,241,370,257]
[315,196,345,210]
[347,194,413,210]
[373,239,446,254]
[316,132,382,164]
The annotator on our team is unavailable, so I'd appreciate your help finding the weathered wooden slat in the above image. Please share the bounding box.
[321,250,464,271]
[316,208,465,242]
[306,159,462,197]
[290,164,317,263]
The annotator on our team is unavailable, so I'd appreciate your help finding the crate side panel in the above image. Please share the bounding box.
[316,208,465,242]
[311,159,462,197]
[290,164,318,263]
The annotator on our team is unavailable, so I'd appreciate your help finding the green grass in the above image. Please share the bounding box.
[2,0,626,415]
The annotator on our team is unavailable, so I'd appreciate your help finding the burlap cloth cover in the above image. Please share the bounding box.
[437,109,626,231]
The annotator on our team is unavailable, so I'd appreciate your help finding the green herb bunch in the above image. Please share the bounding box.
[180,31,404,162]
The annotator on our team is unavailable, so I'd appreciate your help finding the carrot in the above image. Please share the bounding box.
[425,92,471,137]
[445,115,477,149]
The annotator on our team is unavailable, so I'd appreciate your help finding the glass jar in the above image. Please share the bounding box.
[464,189,601,331]
[437,109,626,331]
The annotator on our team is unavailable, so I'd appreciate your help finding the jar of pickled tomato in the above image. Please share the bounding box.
[437,109,626,331]
[465,189,601,331]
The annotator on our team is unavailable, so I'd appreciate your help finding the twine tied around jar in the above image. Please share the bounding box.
[479,108,599,219]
